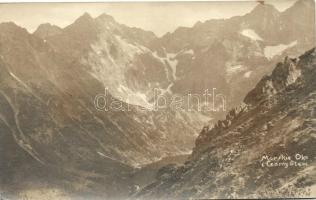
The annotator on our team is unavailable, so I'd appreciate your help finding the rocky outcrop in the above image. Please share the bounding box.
[244,56,302,106]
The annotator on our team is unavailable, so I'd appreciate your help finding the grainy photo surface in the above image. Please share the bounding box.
[0,0,315,199]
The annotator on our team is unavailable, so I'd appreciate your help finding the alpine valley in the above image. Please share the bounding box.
[0,0,315,199]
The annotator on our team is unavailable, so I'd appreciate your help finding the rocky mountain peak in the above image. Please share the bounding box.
[243,49,316,106]
[249,3,280,16]
[97,13,116,22]
[0,22,28,34]
[33,23,62,39]
[68,12,95,29]
[78,12,93,21]
[290,0,314,10]
[62,12,98,40]
[0,22,34,46]
[282,0,315,22]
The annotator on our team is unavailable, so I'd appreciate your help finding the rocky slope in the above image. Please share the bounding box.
[136,48,316,199]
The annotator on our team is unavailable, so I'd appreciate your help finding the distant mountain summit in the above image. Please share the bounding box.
[33,23,62,39]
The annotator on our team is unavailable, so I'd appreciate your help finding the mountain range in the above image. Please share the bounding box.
[0,0,315,199]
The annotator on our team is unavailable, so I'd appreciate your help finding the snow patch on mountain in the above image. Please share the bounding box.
[244,71,253,78]
[179,49,194,55]
[225,63,247,82]
[83,34,156,109]
[118,85,153,109]
[226,64,246,75]
[9,71,30,90]
[159,83,174,95]
[8,71,43,102]
[115,35,147,58]
[264,40,297,60]
[152,51,178,81]
[97,151,117,161]
[240,29,263,41]
[226,64,245,74]
[166,53,178,80]
[152,51,165,64]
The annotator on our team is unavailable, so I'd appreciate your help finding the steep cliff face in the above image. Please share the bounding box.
[136,49,316,199]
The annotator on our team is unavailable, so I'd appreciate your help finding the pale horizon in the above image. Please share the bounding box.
[0,0,297,36]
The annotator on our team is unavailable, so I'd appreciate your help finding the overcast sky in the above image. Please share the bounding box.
[0,0,297,36]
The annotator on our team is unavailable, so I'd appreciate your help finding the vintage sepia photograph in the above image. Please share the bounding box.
[0,0,315,199]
